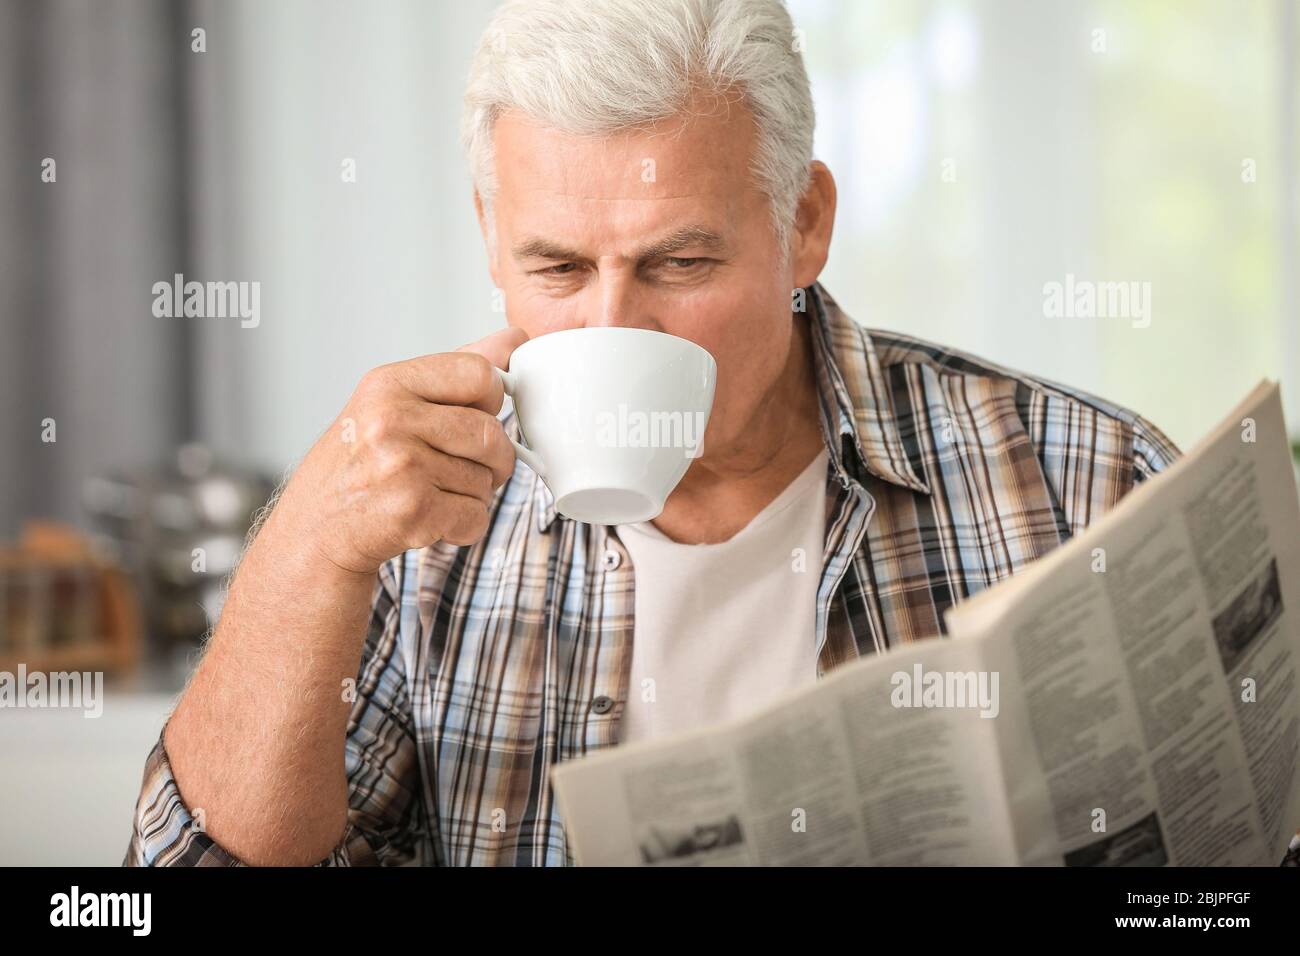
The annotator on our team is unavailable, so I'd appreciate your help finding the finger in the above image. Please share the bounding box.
[423,446,496,504]
[391,326,529,412]
[408,403,516,486]
[424,489,491,548]
[387,351,504,414]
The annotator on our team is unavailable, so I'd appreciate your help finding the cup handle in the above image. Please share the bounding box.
[495,367,547,478]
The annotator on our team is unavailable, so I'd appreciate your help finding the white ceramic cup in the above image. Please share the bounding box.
[495,327,717,524]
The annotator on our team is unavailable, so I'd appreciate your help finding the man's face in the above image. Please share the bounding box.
[480,92,816,462]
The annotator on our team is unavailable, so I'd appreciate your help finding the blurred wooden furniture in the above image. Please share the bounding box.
[0,522,141,675]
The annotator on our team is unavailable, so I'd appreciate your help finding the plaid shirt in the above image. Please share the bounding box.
[126,281,1188,867]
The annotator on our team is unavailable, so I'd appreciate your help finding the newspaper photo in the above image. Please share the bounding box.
[550,381,1300,866]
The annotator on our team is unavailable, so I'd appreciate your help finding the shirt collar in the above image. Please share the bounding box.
[805,281,931,497]
[505,280,930,534]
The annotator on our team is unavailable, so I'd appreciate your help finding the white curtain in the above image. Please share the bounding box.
[0,0,194,535]
[188,0,502,476]
[793,0,1299,449]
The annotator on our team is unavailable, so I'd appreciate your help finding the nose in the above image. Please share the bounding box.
[584,268,659,332]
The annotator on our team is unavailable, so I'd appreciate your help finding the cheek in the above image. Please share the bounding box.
[717,328,784,413]
[505,282,586,338]
[679,301,792,430]
[661,285,770,362]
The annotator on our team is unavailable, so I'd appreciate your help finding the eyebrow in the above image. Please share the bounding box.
[511,225,728,265]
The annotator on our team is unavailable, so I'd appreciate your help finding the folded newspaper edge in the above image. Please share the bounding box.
[551,380,1300,866]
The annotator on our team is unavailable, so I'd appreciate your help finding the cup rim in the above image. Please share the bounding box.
[508,325,716,370]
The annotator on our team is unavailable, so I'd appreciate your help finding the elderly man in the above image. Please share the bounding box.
[126,0,1181,867]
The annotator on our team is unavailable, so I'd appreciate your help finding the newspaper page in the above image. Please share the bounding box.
[553,633,1019,865]
[550,381,1300,866]
[944,380,1300,866]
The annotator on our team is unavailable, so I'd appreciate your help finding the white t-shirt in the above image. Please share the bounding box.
[615,446,829,746]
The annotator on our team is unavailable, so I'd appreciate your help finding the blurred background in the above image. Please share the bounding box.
[0,0,1297,864]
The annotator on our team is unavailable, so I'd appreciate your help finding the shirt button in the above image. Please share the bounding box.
[590,695,615,715]
[601,549,621,572]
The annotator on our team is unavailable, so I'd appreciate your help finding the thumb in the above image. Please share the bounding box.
[456,325,530,371]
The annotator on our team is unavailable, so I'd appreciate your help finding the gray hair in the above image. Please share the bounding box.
[461,0,815,259]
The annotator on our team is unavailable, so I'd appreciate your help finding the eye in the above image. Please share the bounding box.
[535,262,578,276]
[664,257,703,269]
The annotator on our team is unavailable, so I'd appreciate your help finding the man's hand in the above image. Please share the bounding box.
[272,326,529,577]
[157,325,529,866]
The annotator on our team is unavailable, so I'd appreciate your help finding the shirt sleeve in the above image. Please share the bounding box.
[123,554,425,867]
[1130,412,1182,484]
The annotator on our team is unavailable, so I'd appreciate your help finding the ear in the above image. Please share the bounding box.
[473,189,501,286]
[789,161,836,290]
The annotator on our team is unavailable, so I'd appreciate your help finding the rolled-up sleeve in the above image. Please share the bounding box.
[123,554,425,866]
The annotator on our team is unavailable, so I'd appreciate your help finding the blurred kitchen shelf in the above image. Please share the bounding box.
[0,522,142,677]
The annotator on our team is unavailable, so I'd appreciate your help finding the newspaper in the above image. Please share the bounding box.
[550,381,1300,866]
